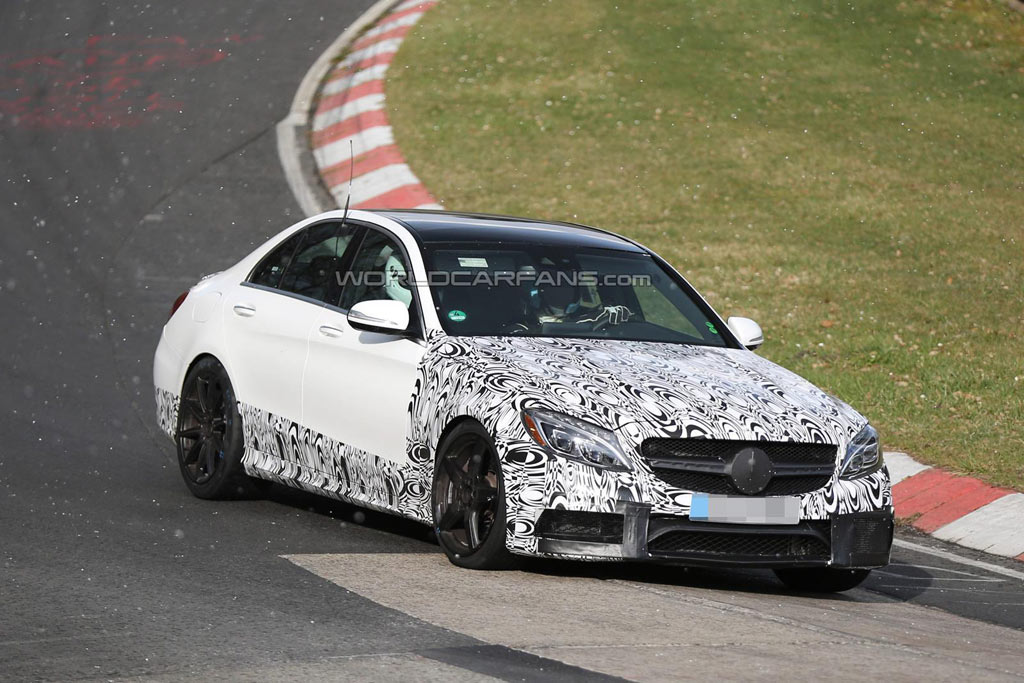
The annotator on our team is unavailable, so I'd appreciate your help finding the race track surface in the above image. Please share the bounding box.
[1,2,1022,680]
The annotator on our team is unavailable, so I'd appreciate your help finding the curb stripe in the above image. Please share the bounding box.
[884,452,931,485]
[310,0,439,212]
[331,163,420,203]
[932,493,1024,558]
[313,125,394,167]
[336,37,405,70]
[394,0,437,11]
[321,144,409,186]
[324,51,397,83]
[899,472,1009,533]
[352,24,414,52]
[914,483,1010,534]
[893,466,1020,557]
[321,63,390,97]
[312,92,386,132]
[312,109,391,148]
[355,8,429,42]
[354,183,437,209]
[316,79,385,115]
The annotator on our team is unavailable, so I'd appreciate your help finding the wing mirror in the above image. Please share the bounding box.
[347,300,409,334]
[727,316,764,350]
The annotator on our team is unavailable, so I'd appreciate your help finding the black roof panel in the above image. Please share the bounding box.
[372,209,645,252]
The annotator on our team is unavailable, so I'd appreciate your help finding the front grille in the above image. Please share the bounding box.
[642,438,837,496]
[642,438,836,465]
[647,521,831,562]
[653,468,832,496]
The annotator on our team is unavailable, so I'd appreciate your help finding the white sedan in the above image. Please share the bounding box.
[154,209,893,591]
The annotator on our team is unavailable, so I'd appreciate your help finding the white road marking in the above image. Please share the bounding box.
[878,563,1004,581]
[893,537,1024,581]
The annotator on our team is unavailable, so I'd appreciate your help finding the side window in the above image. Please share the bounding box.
[339,229,419,332]
[249,231,303,289]
[278,222,356,304]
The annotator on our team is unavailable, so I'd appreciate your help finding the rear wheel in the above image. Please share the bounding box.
[773,567,872,593]
[175,357,251,499]
[432,422,518,570]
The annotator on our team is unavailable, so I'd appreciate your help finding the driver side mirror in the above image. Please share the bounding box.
[348,300,409,335]
[727,316,764,350]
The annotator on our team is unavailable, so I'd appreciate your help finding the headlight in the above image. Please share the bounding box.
[521,408,632,471]
[839,423,883,479]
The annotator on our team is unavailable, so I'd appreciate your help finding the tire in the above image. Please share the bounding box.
[773,567,872,593]
[432,421,518,570]
[175,357,252,500]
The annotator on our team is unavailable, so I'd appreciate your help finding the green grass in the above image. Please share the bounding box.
[388,0,1024,488]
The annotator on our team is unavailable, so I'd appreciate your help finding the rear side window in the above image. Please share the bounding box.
[249,231,303,289]
[278,222,356,304]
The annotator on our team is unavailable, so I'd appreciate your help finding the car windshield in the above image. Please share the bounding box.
[423,242,730,346]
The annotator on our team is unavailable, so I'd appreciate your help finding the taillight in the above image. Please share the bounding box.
[168,290,189,321]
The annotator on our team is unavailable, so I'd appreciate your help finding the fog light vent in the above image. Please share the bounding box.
[851,518,891,555]
[536,510,624,544]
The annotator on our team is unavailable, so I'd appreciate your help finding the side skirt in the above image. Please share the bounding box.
[237,401,432,524]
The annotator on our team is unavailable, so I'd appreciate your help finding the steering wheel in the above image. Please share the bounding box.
[587,305,634,333]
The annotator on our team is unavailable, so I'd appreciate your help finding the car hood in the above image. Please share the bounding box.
[442,335,865,445]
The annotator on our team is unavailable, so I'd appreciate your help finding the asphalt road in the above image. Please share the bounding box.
[0,2,1022,681]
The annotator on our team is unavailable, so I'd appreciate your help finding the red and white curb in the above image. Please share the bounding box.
[309,0,441,211]
[887,452,1024,560]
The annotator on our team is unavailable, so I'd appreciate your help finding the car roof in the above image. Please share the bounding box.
[370,209,647,253]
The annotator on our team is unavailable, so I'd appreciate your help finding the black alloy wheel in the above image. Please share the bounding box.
[432,422,517,569]
[175,357,249,499]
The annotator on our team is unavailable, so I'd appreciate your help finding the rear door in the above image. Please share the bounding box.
[221,221,357,425]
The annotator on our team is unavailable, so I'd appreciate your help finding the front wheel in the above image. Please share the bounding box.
[773,567,872,593]
[432,422,518,570]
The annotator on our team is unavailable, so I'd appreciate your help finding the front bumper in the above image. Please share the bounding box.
[534,504,893,568]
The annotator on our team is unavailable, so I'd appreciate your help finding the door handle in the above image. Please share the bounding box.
[232,304,256,318]
[318,325,344,338]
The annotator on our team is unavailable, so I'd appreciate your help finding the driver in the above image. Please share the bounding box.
[532,268,607,324]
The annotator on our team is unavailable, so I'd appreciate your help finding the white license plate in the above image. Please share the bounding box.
[689,494,800,525]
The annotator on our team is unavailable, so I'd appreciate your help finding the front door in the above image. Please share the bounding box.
[302,227,425,468]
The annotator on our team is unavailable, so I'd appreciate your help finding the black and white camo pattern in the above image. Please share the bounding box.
[155,387,178,439]
[238,401,433,521]
[408,335,891,556]
[157,333,891,559]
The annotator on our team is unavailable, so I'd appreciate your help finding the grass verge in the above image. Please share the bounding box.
[388,0,1024,488]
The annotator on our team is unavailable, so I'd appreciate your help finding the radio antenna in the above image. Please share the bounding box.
[341,139,354,224]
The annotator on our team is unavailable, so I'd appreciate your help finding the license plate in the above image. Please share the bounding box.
[689,494,800,525]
